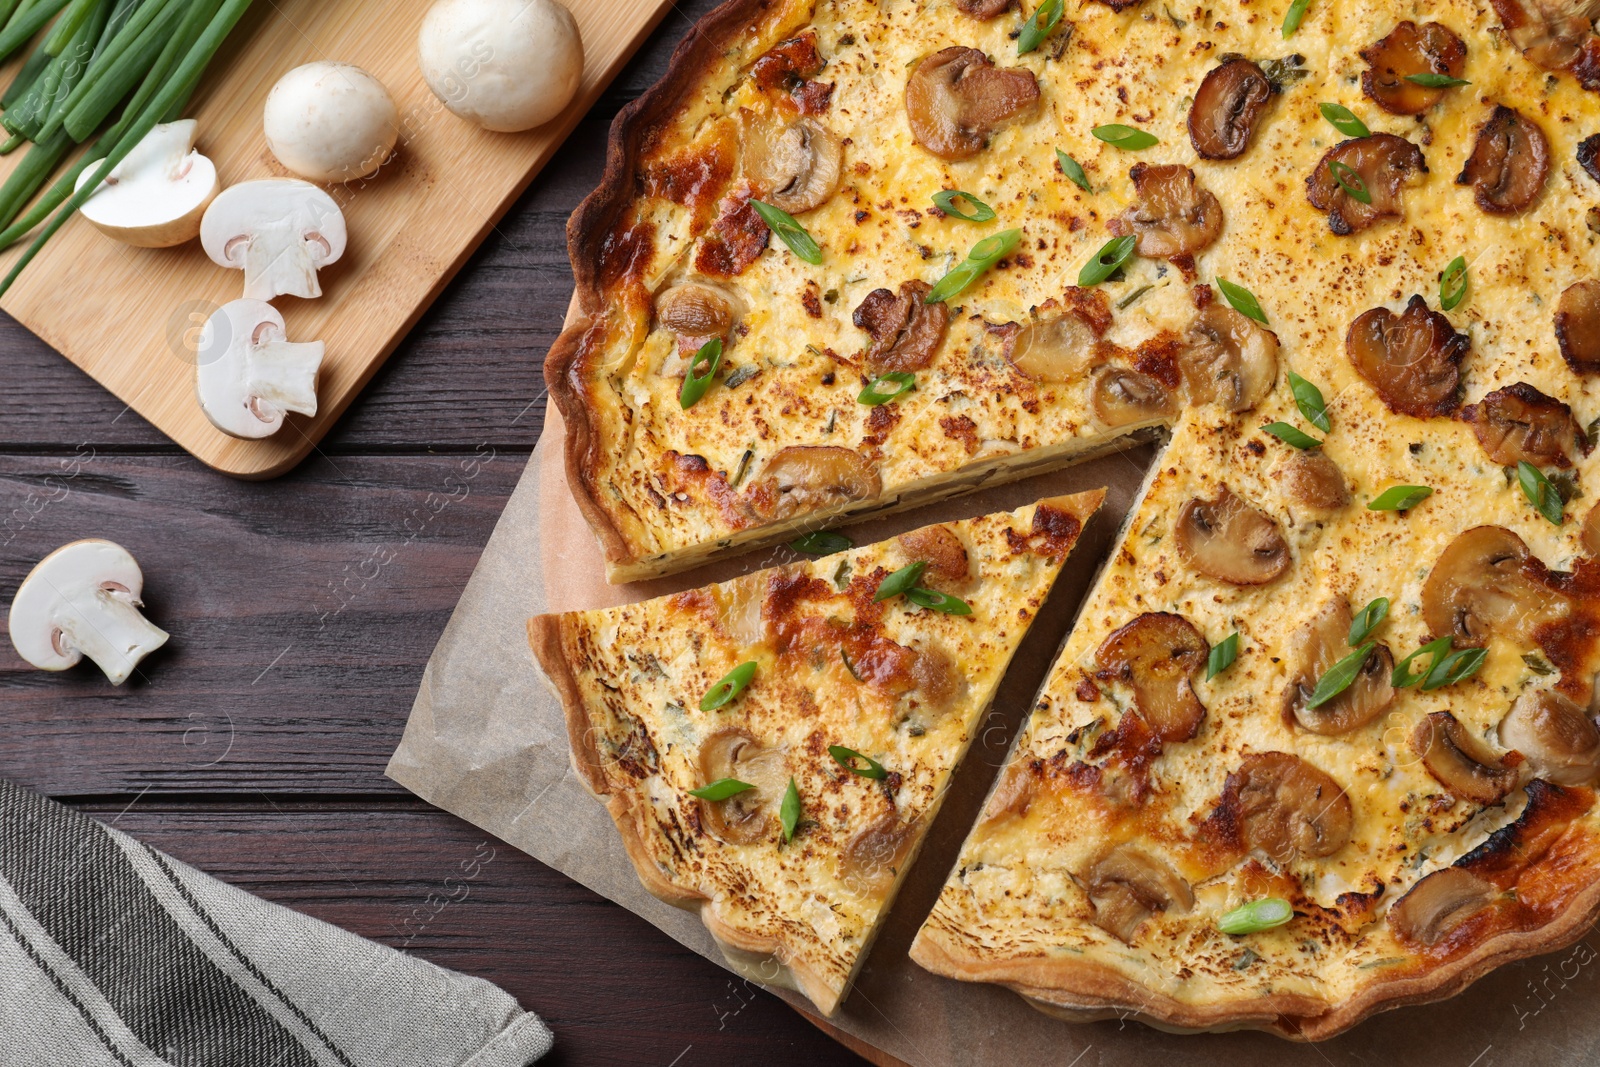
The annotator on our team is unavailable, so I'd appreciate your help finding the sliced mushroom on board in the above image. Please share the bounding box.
[1305,134,1426,235]
[1389,867,1498,947]
[1346,295,1468,418]
[748,446,882,520]
[1413,711,1518,805]
[1282,598,1395,735]
[698,728,789,844]
[1176,303,1280,412]
[1174,487,1290,585]
[1094,612,1210,742]
[904,46,1040,161]
[1188,56,1274,160]
[743,116,844,214]
[852,280,950,374]
[1084,843,1194,942]
[1220,752,1355,861]
[1456,105,1550,215]
[1360,21,1467,115]
[1555,279,1600,374]
[1420,525,1566,646]
[1107,164,1224,263]
[1461,382,1588,468]
[200,179,347,301]
[1499,689,1600,786]
[194,300,325,441]
[8,540,169,686]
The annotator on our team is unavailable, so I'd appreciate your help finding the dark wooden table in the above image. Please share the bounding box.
[0,3,870,1062]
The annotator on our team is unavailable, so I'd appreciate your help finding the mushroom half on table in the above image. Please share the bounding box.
[8,540,168,686]
[72,120,217,248]
[195,298,325,439]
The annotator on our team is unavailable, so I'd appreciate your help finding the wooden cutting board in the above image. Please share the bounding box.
[0,0,672,479]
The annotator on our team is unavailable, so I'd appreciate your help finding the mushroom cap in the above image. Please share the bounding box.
[1174,486,1290,585]
[1455,104,1551,216]
[1223,751,1355,861]
[8,539,166,683]
[1346,294,1468,418]
[1413,711,1518,805]
[743,116,843,215]
[1389,867,1497,947]
[1360,21,1468,115]
[1095,611,1209,742]
[1499,689,1600,786]
[698,727,788,844]
[1555,278,1600,374]
[1305,133,1426,235]
[852,280,949,374]
[263,61,399,183]
[1188,55,1273,160]
[748,445,881,520]
[1177,303,1280,412]
[904,46,1039,161]
[1084,844,1194,942]
[1282,597,1395,735]
[1005,308,1103,383]
[1420,525,1564,646]
[418,0,584,133]
[194,298,325,440]
[74,120,217,248]
[1108,163,1224,262]
[1091,366,1178,427]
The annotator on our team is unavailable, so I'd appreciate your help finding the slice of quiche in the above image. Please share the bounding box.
[528,490,1102,1016]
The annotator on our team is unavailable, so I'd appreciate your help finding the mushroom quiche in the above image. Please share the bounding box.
[528,492,1101,1015]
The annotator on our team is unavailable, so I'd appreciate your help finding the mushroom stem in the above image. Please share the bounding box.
[248,338,322,419]
[56,587,168,686]
[240,218,324,300]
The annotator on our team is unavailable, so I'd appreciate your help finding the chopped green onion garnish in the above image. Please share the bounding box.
[1217,277,1268,324]
[750,199,823,265]
[1017,0,1065,54]
[1305,642,1374,709]
[932,189,996,222]
[1348,597,1389,645]
[1220,897,1294,935]
[1282,0,1311,37]
[859,371,916,406]
[1287,371,1331,432]
[1207,632,1240,680]
[1368,485,1433,511]
[1518,461,1565,525]
[1319,102,1370,138]
[1421,646,1487,691]
[905,587,973,614]
[679,338,723,410]
[875,561,927,601]
[1261,422,1322,450]
[791,531,854,555]
[1405,72,1469,88]
[1057,148,1092,192]
[926,227,1022,303]
[780,777,801,841]
[1328,159,1372,205]
[829,745,888,779]
[1439,255,1468,311]
[1393,636,1452,688]
[1078,234,1137,287]
[689,778,754,801]
[1091,123,1159,150]
[700,660,757,711]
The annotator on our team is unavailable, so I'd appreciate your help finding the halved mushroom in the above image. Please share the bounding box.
[1388,867,1497,947]
[1094,612,1209,742]
[200,179,347,301]
[748,446,881,520]
[1413,711,1518,805]
[1499,689,1600,786]
[1456,105,1550,216]
[1174,487,1289,585]
[1188,56,1274,160]
[1283,598,1396,735]
[1360,22,1468,115]
[1108,164,1224,263]
[1090,367,1178,427]
[1278,449,1351,510]
[698,728,789,844]
[1346,295,1468,418]
[74,120,217,248]
[1489,0,1600,85]
[1420,526,1564,646]
[1461,382,1587,468]
[194,299,324,440]
[853,280,950,374]
[898,524,971,588]
[1177,303,1280,412]
[1006,310,1100,382]
[1222,752,1354,862]
[1305,134,1426,235]
[743,117,843,214]
[656,282,741,340]
[839,814,916,898]
[1555,279,1600,374]
[1084,844,1194,942]
[904,47,1041,161]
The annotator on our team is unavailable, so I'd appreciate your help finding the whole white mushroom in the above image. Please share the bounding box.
[263,61,399,182]
[418,0,584,133]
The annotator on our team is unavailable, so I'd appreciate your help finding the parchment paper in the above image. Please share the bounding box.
[387,405,1600,1067]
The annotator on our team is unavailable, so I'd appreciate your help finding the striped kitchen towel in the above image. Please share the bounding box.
[0,778,553,1067]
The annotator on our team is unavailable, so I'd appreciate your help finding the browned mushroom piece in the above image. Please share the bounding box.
[1222,752,1355,861]
[1188,56,1273,160]
[1305,134,1426,235]
[1555,279,1600,374]
[954,0,1013,17]
[1499,689,1600,786]
[1094,612,1209,742]
[904,47,1040,161]
[1389,867,1498,947]
[1490,0,1600,86]
[656,282,741,340]
[1360,21,1468,115]
[839,814,916,897]
[698,728,789,844]
[1107,164,1224,262]
[1084,844,1194,942]
[1177,303,1280,412]
[898,524,971,588]
[1413,711,1518,805]
[1006,310,1101,382]
[852,280,950,375]
[1090,367,1178,427]
[1174,487,1290,585]
[1461,382,1588,468]
[743,117,843,215]
[1579,134,1600,186]
[1420,526,1565,646]
[1585,502,1600,556]
[1456,105,1550,215]
[1278,449,1351,510]
[1282,598,1396,735]
[749,446,882,520]
[1346,295,1468,418]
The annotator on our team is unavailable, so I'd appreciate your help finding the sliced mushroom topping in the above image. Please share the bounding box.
[897,524,971,588]
[1360,21,1468,115]
[1283,598,1396,735]
[711,572,768,647]
[1420,526,1564,646]
[1413,711,1518,805]
[840,814,916,897]
[1579,134,1600,186]
[852,280,950,375]
[1490,0,1600,83]
[1585,502,1600,556]
[1346,295,1468,418]
[749,446,882,520]
[1188,56,1274,160]
[1555,279,1600,374]
[698,728,789,844]
[1456,105,1550,216]
[1174,487,1289,585]
[1278,449,1351,510]
[1461,382,1587,469]
[1090,367,1178,427]
[1305,134,1426,235]
[1107,164,1224,262]
[1389,867,1498,947]
[904,47,1040,161]
[1006,310,1101,382]
[1094,612,1209,742]
[1223,752,1355,861]
[1499,689,1600,786]
[954,0,1013,17]
[1084,844,1194,942]
[743,117,844,215]
[1177,303,1280,412]
[656,282,740,340]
